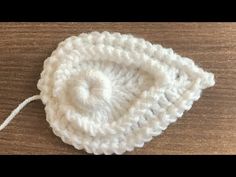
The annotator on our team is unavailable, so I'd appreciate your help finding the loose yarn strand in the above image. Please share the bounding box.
[0,95,41,131]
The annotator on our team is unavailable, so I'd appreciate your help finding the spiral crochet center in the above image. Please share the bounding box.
[71,70,112,111]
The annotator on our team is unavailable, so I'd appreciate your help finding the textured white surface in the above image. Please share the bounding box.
[37,31,215,154]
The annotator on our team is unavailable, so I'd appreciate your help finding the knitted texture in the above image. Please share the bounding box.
[37,31,215,154]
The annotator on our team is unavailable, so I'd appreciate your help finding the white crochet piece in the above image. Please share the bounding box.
[0,31,215,154]
[35,31,215,154]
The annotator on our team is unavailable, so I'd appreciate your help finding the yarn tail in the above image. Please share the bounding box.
[0,95,41,131]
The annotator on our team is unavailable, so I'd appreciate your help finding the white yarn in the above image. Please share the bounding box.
[0,95,40,131]
[0,31,215,154]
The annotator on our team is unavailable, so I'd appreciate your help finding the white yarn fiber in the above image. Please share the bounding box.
[0,95,41,131]
[35,31,214,154]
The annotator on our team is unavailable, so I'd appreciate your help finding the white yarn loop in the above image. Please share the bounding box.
[0,95,41,131]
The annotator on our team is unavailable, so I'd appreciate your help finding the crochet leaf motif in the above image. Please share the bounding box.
[37,31,215,154]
